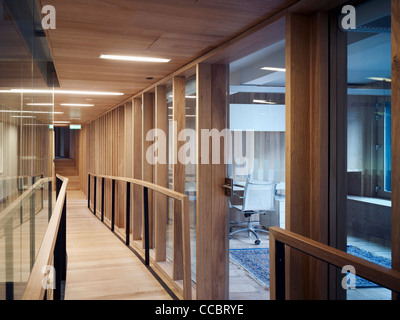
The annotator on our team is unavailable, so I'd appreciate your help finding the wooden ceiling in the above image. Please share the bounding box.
[35,0,298,124]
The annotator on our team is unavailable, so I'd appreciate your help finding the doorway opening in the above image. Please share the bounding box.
[227,39,286,300]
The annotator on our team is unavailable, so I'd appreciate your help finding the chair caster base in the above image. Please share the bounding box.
[255,240,261,245]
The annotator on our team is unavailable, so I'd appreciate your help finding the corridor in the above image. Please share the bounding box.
[64,191,172,300]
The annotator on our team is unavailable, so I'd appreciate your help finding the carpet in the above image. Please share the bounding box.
[346,245,392,288]
[229,246,391,289]
[230,248,270,286]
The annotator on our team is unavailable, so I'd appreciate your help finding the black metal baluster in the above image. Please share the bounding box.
[126,182,130,246]
[54,176,67,300]
[111,179,115,232]
[275,240,286,300]
[143,187,149,266]
[87,174,90,209]
[93,176,97,216]
[30,176,35,270]
[101,177,105,222]
[48,179,53,221]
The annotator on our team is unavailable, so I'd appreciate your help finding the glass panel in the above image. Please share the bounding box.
[344,0,391,300]
[228,39,286,300]
[0,0,55,299]
[185,77,197,282]
[166,87,173,262]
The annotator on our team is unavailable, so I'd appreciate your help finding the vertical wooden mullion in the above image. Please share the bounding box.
[133,98,143,240]
[172,76,186,280]
[142,93,155,248]
[196,64,212,299]
[196,63,228,300]
[125,102,133,240]
[155,86,168,261]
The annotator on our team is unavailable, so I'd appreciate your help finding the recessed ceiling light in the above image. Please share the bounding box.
[368,77,391,82]
[168,95,197,99]
[253,99,277,104]
[6,89,124,96]
[100,54,170,63]
[261,67,286,72]
[26,103,54,106]
[11,115,35,118]
[60,103,95,107]
[54,121,71,124]
[0,110,63,114]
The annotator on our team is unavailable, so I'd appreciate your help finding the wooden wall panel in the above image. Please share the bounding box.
[133,98,143,240]
[285,12,330,300]
[154,86,168,262]
[196,63,228,300]
[172,77,186,280]
[142,92,155,248]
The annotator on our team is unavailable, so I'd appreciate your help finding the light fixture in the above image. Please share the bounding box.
[368,77,391,82]
[60,103,95,107]
[0,110,63,114]
[54,121,71,124]
[100,54,170,63]
[11,116,34,119]
[261,67,286,72]
[168,95,197,99]
[26,103,54,106]
[6,89,124,96]
[253,99,277,105]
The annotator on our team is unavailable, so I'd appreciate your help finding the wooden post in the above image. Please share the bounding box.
[125,102,133,239]
[142,92,155,248]
[155,85,168,262]
[196,63,228,300]
[286,12,330,299]
[172,76,186,280]
[133,98,143,240]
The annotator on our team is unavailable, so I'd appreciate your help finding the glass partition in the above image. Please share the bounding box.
[166,77,197,282]
[228,39,286,299]
[0,0,55,300]
[335,0,392,300]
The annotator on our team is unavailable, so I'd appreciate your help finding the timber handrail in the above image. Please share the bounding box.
[269,227,400,299]
[22,174,68,300]
[89,173,188,201]
[87,172,192,300]
[0,176,50,224]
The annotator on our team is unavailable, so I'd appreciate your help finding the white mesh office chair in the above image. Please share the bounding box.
[229,178,276,245]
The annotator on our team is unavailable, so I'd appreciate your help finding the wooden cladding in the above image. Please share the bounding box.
[196,64,228,300]
[285,12,330,300]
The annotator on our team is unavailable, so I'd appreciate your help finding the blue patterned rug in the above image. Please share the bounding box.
[230,248,270,286]
[347,245,392,288]
[229,246,391,289]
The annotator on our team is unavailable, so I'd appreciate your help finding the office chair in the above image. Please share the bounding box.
[229,178,276,245]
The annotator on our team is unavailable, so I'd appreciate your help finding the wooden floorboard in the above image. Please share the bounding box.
[64,191,172,300]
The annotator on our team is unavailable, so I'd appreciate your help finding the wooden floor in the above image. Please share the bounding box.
[64,191,172,300]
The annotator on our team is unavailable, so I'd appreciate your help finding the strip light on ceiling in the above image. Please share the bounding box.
[0,110,63,114]
[100,54,171,63]
[368,77,391,82]
[60,103,95,107]
[261,67,286,72]
[26,103,54,106]
[253,99,277,105]
[6,89,124,96]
